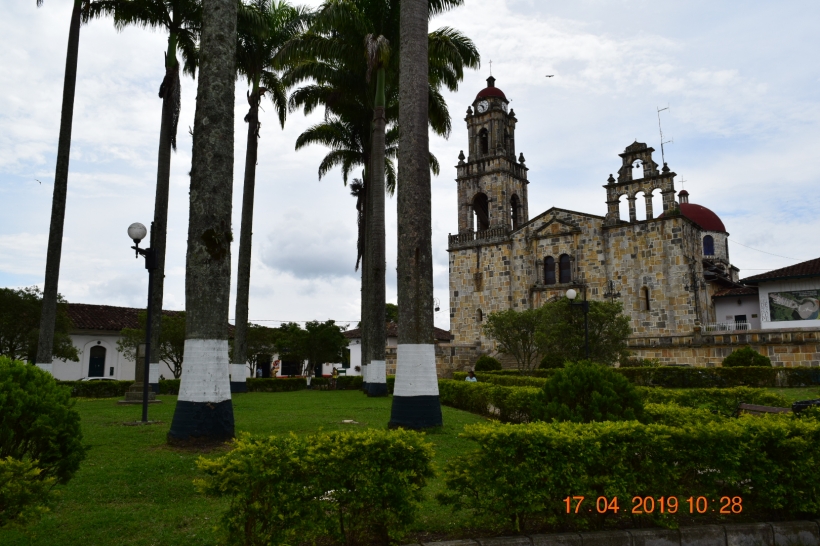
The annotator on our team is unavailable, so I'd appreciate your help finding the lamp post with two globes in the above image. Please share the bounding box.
[566,287,590,360]
[127,222,157,423]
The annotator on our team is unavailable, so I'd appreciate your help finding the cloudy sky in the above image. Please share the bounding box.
[2,0,819,332]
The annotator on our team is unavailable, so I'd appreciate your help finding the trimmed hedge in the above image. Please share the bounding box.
[439,380,790,423]
[439,418,820,533]
[453,371,552,387]
[474,366,820,388]
[56,380,133,398]
[158,379,180,394]
[196,429,434,545]
[474,355,503,371]
[247,377,308,392]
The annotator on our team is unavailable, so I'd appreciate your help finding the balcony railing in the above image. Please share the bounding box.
[703,322,752,332]
[448,226,511,248]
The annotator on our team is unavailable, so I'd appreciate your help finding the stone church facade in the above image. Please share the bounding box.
[442,77,819,370]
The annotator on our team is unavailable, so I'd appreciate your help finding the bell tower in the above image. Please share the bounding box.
[455,76,529,234]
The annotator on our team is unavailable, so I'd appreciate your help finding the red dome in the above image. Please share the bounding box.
[475,75,507,102]
[679,203,726,232]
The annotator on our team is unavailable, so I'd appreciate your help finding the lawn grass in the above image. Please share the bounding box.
[0,391,487,545]
[765,386,820,405]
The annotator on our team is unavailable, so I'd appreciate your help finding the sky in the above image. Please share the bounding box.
[2,0,819,332]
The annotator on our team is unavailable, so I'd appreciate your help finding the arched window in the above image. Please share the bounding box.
[89,345,106,377]
[544,256,556,285]
[477,309,483,322]
[640,287,651,311]
[703,235,715,256]
[559,254,572,284]
[472,192,490,231]
[479,128,489,155]
[632,161,644,180]
[510,194,520,230]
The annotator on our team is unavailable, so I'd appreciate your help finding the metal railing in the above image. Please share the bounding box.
[703,321,752,332]
[448,226,511,247]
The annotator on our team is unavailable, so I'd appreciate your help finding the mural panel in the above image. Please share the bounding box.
[769,289,820,321]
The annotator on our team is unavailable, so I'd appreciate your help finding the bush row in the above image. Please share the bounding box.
[196,429,434,545]
[438,418,820,533]
[457,365,820,388]
[56,380,133,398]
[438,380,790,423]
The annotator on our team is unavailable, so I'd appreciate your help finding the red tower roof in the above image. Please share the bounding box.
[678,203,726,232]
[475,75,508,102]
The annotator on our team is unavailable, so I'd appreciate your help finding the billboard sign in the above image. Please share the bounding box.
[768,290,820,322]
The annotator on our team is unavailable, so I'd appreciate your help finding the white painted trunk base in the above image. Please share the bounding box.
[36,363,53,374]
[393,344,439,397]
[229,364,247,382]
[178,339,232,403]
[362,363,369,382]
[369,360,387,382]
[149,363,160,383]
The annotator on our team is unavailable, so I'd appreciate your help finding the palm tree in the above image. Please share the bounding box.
[87,0,200,394]
[279,0,478,397]
[389,0,440,429]
[167,0,238,445]
[34,0,97,372]
[230,0,307,393]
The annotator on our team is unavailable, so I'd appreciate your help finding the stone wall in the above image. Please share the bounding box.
[628,325,820,367]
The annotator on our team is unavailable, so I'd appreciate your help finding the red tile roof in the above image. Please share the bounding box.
[67,303,185,331]
[344,322,452,342]
[741,257,820,284]
[713,286,758,298]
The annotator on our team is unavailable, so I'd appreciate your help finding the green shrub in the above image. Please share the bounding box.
[247,377,307,392]
[197,429,434,545]
[0,357,85,484]
[158,379,180,394]
[474,355,502,371]
[438,418,820,533]
[619,354,662,368]
[336,375,363,390]
[641,403,725,426]
[438,380,542,423]
[452,372,551,387]
[538,353,566,369]
[0,457,55,529]
[638,386,788,415]
[723,346,772,367]
[536,361,644,423]
[56,380,133,398]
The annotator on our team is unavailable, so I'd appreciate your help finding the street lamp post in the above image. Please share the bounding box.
[128,222,157,423]
[566,287,590,360]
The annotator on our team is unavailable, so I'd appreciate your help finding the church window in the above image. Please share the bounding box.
[703,235,715,256]
[479,128,489,155]
[472,192,490,231]
[640,287,651,311]
[510,194,520,230]
[544,256,556,285]
[559,254,571,284]
[477,309,483,322]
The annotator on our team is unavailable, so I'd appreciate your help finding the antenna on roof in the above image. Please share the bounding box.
[657,105,673,165]
[489,59,492,77]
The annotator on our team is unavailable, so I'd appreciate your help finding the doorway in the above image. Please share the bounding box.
[88,346,106,377]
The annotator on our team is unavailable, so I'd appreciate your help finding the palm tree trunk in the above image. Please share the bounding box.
[35,0,82,373]
[389,0,442,428]
[168,0,237,445]
[367,68,387,397]
[360,170,370,392]
[145,50,180,395]
[230,91,261,393]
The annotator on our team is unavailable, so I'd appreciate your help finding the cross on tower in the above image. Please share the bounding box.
[489,60,492,76]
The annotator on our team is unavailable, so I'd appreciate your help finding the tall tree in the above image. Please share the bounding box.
[167,0,238,445]
[87,0,201,393]
[279,0,478,398]
[0,287,78,364]
[230,0,307,393]
[389,0,440,428]
[364,32,389,396]
[34,0,91,373]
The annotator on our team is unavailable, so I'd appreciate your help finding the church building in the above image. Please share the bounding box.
[446,77,775,367]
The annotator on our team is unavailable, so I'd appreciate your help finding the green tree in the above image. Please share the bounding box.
[482,308,543,371]
[0,287,78,364]
[536,360,644,423]
[34,0,102,369]
[473,354,501,371]
[231,0,308,386]
[536,298,631,367]
[272,322,309,367]
[116,311,186,378]
[385,302,398,323]
[235,323,278,376]
[304,320,348,377]
[0,457,55,529]
[87,0,201,384]
[167,0,238,445]
[722,346,772,367]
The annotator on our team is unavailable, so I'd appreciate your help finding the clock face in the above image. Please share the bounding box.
[476,100,489,113]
